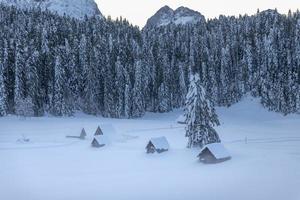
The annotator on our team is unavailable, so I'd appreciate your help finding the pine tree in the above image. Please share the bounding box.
[26,50,41,116]
[14,39,27,114]
[158,82,170,113]
[52,55,71,116]
[124,83,132,118]
[185,73,220,148]
[0,63,7,116]
[115,56,125,117]
[132,58,145,118]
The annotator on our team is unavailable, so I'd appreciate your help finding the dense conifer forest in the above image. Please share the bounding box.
[0,4,299,117]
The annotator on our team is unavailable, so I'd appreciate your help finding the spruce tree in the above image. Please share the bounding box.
[52,55,71,116]
[132,58,145,118]
[0,63,7,116]
[185,73,220,148]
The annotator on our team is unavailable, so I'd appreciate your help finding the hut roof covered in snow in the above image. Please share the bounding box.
[92,135,109,146]
[94,126,104,136]
[176,114,186,124]
[149,137,170,150]
[198,143,231,160]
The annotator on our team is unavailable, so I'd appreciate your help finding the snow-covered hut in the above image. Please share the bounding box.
[146,137,170,154]
[66,128,87,139]
[176,114,187,124]
[91,135,108,148]
[94,126,103,136]
[197,143,231,164]
[79,128,87,140]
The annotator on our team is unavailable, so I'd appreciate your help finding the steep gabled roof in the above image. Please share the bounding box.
[94,126,103,136]
[199,143,230,159]
[149,137,169,150]
[93,135,109,146]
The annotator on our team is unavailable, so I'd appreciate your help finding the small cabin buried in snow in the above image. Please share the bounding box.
[146,137,170,154]
[91,135,108,148]
[198,143,231,164]
[94,126,104,136]
[66,128,87,140]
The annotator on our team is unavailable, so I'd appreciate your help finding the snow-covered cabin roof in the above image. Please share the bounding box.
[176,114,186,124]
[93,135,109,145]
[149,137,170,150]
[199,143,230,159]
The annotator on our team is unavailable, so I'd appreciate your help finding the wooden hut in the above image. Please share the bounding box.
[94,126,103,136]
[91,135,108,148]
[79,128,87,140]
[66,128,87,139]
[176,114,187,124]
[197,143,231,164]
[146,137,170,154]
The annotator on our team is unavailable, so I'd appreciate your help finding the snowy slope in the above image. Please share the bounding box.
[0,0,102,19]
[144,6,205,30]
[0,96,300,200]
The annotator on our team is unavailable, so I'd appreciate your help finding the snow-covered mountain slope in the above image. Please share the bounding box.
[144,5,205,30]
[0,0,102,20]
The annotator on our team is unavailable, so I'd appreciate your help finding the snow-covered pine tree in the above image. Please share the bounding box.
[52,55,71,116]
[158,82,170,113]
[0,63,7,116]
[131,58,145,118]
[115,56,125,117]
[178,63,187,106]
[185,73,221,148]
[26,50,42,116]
[124,83,132,118]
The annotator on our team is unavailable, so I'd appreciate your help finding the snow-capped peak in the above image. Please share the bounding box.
[144,5,205,30]
[0,0,102,20]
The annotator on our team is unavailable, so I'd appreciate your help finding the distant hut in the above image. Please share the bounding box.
[197,143,231,164]
[146,137,170,154]
[176,114,187,124]
[79,128,87,140]
[91,135,108,148]
[66,128,87,139]
[94,126,103,136]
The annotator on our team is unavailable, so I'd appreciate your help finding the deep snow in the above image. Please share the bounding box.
[0,96,299,200]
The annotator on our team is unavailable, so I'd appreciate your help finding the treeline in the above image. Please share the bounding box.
[0,5,299,118]
[143,9,300,115]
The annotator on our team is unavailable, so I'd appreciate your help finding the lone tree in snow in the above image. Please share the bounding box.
[185,73,221,148]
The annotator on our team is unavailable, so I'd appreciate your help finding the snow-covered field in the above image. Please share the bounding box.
[0,96,300,200]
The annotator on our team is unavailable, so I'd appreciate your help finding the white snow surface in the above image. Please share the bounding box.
[0,96,300,200]
[149,136,169,150]
[200,143,231,159]
[0,0,102,19]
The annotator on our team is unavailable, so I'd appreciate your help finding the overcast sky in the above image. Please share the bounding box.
[96,0,299,28]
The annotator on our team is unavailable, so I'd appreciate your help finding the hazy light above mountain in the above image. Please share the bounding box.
[96,0,299,27]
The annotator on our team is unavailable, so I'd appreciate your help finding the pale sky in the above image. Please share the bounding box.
[96,0,299,28]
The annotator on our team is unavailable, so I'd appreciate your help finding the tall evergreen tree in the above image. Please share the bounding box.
[0,63,7,116]
[185,73,220,148]
[132,58,145,118]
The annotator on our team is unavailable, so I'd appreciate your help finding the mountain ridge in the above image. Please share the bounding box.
[0,0,102,19]
[144,5,205,30]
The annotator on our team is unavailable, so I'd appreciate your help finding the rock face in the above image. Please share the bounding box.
[144,5,205,30]
[0,0,102,19]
